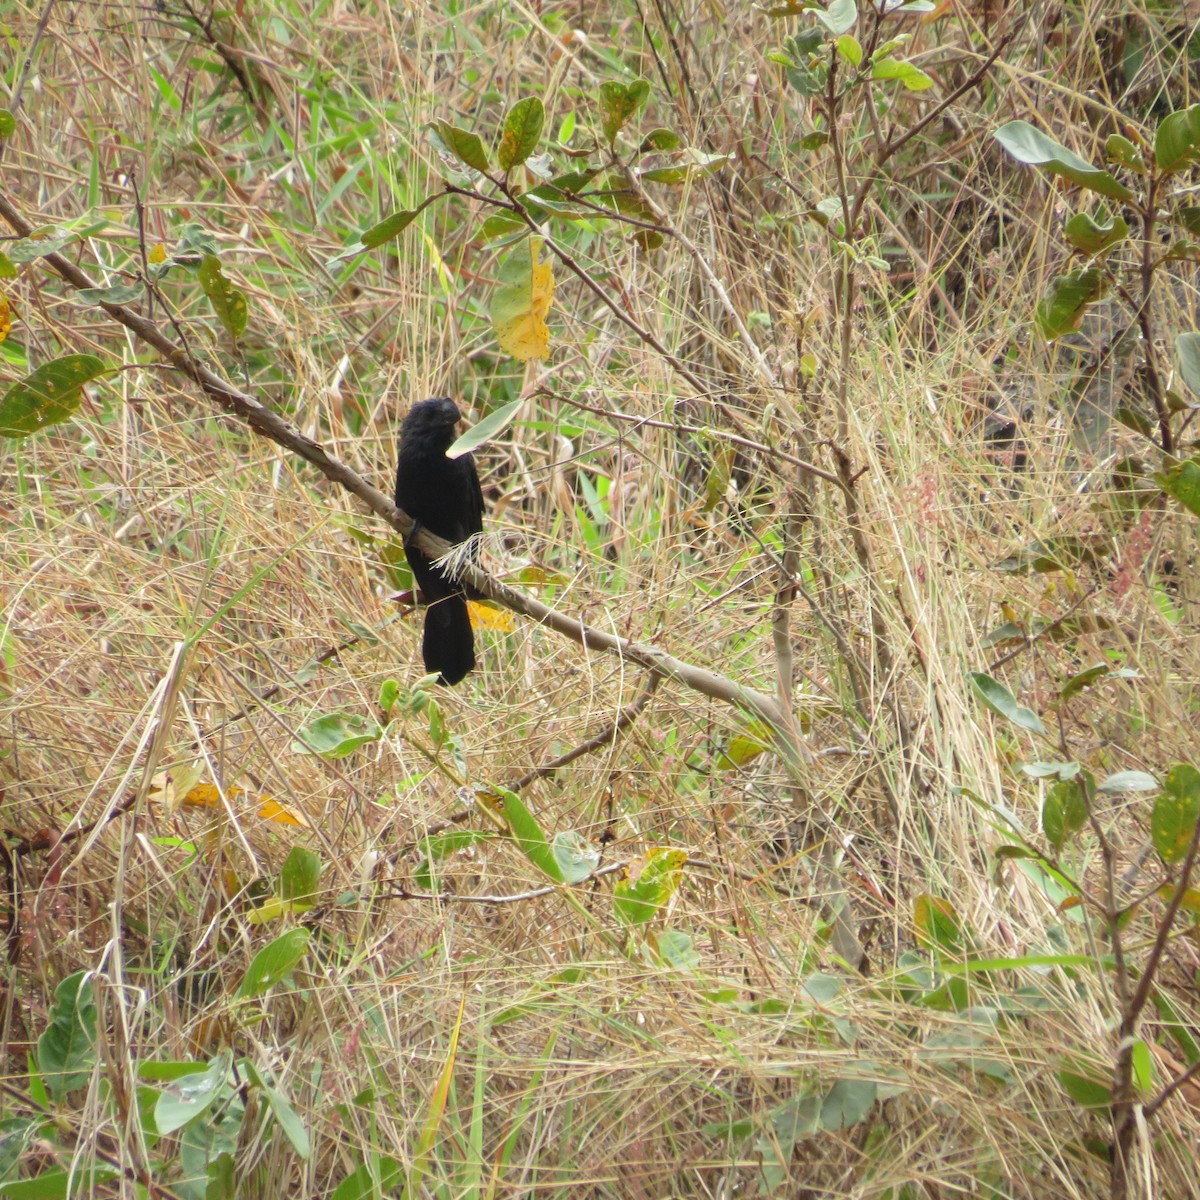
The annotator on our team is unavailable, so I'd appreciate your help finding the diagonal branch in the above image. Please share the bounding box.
[0,187,809,770]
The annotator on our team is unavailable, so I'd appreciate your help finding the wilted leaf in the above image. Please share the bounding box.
[613,847,687,926]
[466,599,515,632]
[490,236,555,362]
[498,97,544,170]
[198,255,248,341]
[598,80,650,147]
[914,894,964,952]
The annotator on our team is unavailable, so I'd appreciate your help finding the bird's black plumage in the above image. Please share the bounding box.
[394,398,485,685]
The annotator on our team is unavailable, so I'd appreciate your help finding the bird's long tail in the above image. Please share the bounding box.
[422,592,475,685]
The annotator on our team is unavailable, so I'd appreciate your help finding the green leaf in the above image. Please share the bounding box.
[819,1077,876,1131]
[1097,770,1158,794]
[1105,133,1142,169]
[994,121,1135,201]
[198,255,248,341]
[362,208,421,248]
[1154,104,1200,173]
[4,227,77,264]
[1022,761,1081,780]
[1154,456,1200,518]
[715,726,771,771]
[1063,210,1128,255]
[1060,663,1137,700]
[447,398,523,459]
[0,1168,120,1197]
[329,1157,404,1200]
[0,1116,39,1181]
[1176,332,1200,396]
[498,97,545,171]
[639,148,730,184]
[811,0,858,35]
[36,972,96,1098]
[914,894,964,952]
[968,672,1045,734]
[293,713,383,758]
[871,56,934,91]
[598,79,650,148]
[1035,268,1105,341]
[1042,779,1089,850]
[430,119,491,173]
[494,787,563,881]
[480,211,527,240]
[551,830,601,884]
[1058,1061,1111,1109]
[836,35,863,66]
[1151,764,1200,864]
[0,109,14,138]
[237,928,311,998]
[241,1060,311,1159]
[155,1050,231,1135]
[280,846,322,905]
[639,127,681,152]
[76,283,145,306]
[0,354,107,439]
[1130,1038,1154,1093]
[0,251,13,279]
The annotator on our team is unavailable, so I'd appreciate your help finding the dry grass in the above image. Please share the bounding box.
[2,0,1199,1197]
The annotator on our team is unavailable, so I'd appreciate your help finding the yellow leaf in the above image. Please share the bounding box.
[0,294,11,345]
[148,243,168,264]
[467,599,514,632]
[490,236,555,362]
[256,798,310,829]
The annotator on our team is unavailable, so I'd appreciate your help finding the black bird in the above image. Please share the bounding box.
[394,397,485,685]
